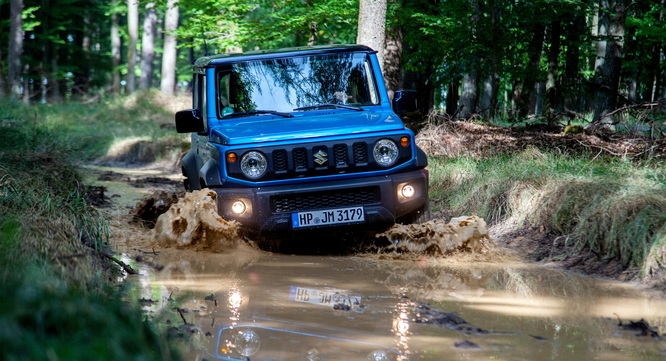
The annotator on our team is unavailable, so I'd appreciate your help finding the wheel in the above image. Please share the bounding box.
[397,203,431,224]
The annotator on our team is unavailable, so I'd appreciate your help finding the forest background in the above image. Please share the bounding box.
[2,0,666,124]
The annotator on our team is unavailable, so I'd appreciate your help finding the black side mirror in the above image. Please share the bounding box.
[175,109,204,133]
[392,90,419,115]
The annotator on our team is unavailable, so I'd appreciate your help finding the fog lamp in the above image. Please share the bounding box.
[401,184,416,198]
[234,329,260,357]
[367,350,391,361]
[231,201,246,215]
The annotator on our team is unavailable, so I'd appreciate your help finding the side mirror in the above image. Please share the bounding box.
[392,90,419,115]
[175,109,204,133]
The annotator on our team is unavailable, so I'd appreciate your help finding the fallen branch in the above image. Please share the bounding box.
[59,250,138,275]
[592,102,659,124]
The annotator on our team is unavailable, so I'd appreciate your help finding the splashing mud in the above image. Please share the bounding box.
[153,189,243,252]
[377,216,491,254]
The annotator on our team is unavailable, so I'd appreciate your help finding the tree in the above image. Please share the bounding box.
[111,0,122,95]
[140,2,157,90]
[357,0,387,67]
[126,0,139,93]
[8,0,24,100]
[161,0,179,95]
[593,0,629,123]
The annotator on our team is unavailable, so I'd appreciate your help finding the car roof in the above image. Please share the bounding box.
[193,44,375,68]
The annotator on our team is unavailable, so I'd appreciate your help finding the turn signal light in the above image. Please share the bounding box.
[227,152,238,163]
[400,136,410,147]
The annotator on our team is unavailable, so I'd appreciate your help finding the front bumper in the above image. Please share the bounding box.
[211,169,428,234]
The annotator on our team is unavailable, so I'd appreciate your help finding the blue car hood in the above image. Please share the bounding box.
[209,110,405,146]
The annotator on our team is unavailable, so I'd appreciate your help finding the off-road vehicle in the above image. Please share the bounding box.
[175,44,428,237]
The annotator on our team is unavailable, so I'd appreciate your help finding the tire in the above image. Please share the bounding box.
[397,203,431,225]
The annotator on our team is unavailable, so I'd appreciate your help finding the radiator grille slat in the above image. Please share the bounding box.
[271,186,380,213]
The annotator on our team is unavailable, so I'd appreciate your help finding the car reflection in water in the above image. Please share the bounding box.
[214,287,405,361]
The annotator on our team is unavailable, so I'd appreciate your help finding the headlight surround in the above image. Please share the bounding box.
[373,139,399,167]
[234,329,260,357]
[240,151,267,179]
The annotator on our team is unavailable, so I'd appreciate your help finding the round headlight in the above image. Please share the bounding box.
[373,139,399,167]
[234,329,260,357]
[367,350,391,361]
[240,151,267,179]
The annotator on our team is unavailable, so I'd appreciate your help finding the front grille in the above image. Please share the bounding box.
[293,148,307,171]
[353,142,367,165]
[273,149,288,172]
[271,186,380,212]
[226,135,412,181]
[333,144,348,167]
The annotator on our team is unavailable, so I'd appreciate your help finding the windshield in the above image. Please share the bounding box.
[216,52,379,118]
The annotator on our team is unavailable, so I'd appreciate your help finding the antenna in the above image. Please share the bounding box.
[200,21,210,56]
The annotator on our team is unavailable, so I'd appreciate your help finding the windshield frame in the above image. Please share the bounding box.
[214,52,380,119]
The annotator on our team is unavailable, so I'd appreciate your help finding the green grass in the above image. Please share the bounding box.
[0,90,188,162]
[429,148,666,273]
[0,96,182,361]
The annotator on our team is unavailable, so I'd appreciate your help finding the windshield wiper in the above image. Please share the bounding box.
[225,109,294,118]
[294,103,364,112]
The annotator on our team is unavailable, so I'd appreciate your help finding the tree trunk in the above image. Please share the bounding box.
[479,75,492,116]
[516,22,546,118]
[659,0,666,113]
[111,0,121,95]
[446,80,460,117]
[126,0,139,93]
[357,0,387,69]
[593,0,628,123]
[383,4,403,98]
[140,2,157,90]
[160,0,179,95]
[487,0,501,119]
[0,46,5,97]
[563,12,585,112]
[545,20,561,119]
[8,0,24,100]
[458,73,479,119]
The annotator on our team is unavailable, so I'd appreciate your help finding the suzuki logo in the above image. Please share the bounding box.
[313,149,328,166]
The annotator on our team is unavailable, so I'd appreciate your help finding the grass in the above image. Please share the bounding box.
[429,148,666,275]
[0,90,189,162]
[0,96,182,360]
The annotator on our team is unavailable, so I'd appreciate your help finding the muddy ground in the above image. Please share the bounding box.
[88,120,666,295]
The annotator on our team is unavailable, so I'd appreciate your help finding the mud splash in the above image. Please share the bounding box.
[153,189,243,252]
[377,215,491,254]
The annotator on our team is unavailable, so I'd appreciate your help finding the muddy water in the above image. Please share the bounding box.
[88,166,666,361]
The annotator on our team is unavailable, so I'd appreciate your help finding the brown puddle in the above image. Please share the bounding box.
[88,165,666,361]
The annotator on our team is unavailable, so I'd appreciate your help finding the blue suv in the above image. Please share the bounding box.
[175,44,428,236]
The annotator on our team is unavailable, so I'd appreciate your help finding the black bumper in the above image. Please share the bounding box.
[211,169,428,234]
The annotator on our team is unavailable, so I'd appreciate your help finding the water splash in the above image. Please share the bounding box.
[377,216,491,254]
[153,189,243,252]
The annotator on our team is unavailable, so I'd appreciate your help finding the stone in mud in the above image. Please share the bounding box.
[377,215,490,255]
[153,189,242,251]
[454,340,481,350]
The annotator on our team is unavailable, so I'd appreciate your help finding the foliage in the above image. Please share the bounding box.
[176,0,359,53]
[0,98,181,361]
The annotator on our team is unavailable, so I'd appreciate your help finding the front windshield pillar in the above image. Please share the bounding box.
[206,67,218,129]
[368,53,390,106]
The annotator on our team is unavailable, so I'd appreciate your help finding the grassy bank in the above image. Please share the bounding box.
[0,97,181,360]
[428,147,666,282]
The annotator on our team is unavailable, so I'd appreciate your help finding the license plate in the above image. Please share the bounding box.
[289,286,361,307]
[291,207,365,228]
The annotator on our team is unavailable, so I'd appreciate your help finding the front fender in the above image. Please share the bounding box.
[181,150,201,190]
[200,158,223,187]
